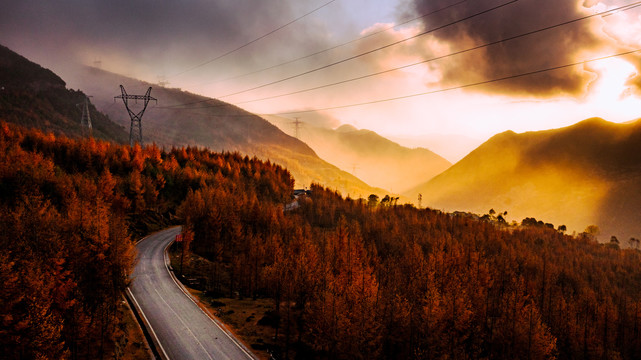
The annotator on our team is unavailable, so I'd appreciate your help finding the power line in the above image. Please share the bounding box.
[215,0,518,99]
[161,0,518,109]
[115,85,158,147]
[157,48,641,118]
[149,102,264,119]
[188,0,468,89]
[163,0,641,111]
[168,0,338,79]
[226,1,641,105]
[263,48,641,116]
[156,2,641,116]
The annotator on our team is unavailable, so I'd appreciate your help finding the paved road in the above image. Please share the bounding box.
[128,227,256,360]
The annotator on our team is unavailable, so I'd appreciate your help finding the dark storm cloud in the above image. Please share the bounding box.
[406,0,627,97]
[0,0,331,81]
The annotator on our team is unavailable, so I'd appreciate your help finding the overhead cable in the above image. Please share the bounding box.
[189,0,468,88]
[264,48,641,115]
[161,0,518,109]
[162,0,641,110]
[226,1,641,105]
[168,0,338,78]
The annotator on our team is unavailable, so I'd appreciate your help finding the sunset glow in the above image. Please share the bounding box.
[1,0,640,158]
[5,3,641,358]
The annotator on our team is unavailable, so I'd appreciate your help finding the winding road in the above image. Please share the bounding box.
[128,227,257,360]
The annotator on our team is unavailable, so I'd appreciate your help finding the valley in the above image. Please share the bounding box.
[3,0,641,357]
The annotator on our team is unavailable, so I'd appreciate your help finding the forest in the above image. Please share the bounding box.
[2,121,641,359]
[178,179,641,359]
[0,121,291,359]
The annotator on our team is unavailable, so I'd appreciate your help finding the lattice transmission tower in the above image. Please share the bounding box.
[292,117,302,139]
[114,85,157,147]
[77,95,93,135]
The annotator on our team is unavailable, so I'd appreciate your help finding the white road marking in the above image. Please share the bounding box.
[152,285,215,360]
[162,240,256,359]
[126,288,171,360]
[131,227,256,360]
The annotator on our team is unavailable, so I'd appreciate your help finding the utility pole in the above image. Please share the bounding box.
[77,95,93,136]
[292,117,302,139]
[115,85,157,147]
[418,193,422,209]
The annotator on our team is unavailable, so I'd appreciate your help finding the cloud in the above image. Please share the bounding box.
[3,0,639,106]
[625,58,641,96]
[0,0,333,84]
[403,0,639,98]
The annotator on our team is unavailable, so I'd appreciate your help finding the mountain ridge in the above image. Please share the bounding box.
[263,114,451,193]
[64,65,388,197]
[407,117,641,241]
[0,44,129,143]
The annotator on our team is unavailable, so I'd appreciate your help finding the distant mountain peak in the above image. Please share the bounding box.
[335,124,359,133]
[576,116,607,125]
[565,117,614,131]
[491,129,517,139]
[407,116,641,243]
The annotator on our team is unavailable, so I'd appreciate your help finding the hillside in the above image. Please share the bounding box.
[64,66,387,198]
[180,179,641,360]
[406,117,641,241]
[0,121,295,359]
[6,120,641,360]
[264,115,451,193]
[0,44,128,143]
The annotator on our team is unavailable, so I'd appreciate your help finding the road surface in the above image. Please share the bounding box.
[128,227,256,360]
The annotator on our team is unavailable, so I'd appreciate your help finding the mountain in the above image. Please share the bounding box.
[64,65,386,197]
[406,117,641,241]
[0,44,128,143]
[263,115,451,193]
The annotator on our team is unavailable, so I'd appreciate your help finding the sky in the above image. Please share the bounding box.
[1,0,641,161]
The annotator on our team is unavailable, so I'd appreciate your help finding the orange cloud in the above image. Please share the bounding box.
[402,0,638,98]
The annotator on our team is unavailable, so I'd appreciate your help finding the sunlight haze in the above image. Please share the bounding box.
[1,0,640,157]
[5,2,641,358]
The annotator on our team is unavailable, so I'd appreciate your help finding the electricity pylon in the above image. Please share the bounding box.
[77,95,93,136]
[292,117,302,139]
[115,85,157,147]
